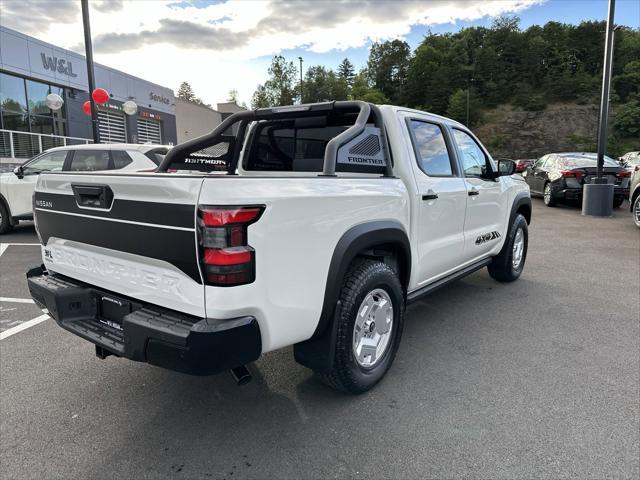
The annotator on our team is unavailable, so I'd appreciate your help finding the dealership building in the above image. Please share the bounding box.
[0,26,177,159]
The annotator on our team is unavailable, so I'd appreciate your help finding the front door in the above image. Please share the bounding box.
[404,116,468,286]
[450,128,509,262]
[5,150,68,216]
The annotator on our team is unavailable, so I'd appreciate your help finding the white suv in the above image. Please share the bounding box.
[0,143,167,233]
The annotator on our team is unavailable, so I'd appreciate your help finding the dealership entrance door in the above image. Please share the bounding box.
[136,117,162,144]
[98,110,127,143]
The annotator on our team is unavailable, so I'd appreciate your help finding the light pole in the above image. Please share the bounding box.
[81,0,99,143]
[582,0,616,217]
[298,56,304,104]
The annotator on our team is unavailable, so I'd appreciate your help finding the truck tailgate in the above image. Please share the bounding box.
[33,172,206,318]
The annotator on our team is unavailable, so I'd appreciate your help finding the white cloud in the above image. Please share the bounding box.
[0,0,543,105]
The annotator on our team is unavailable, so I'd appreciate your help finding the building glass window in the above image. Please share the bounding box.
[0,72,67,136]
[0,72,27,113]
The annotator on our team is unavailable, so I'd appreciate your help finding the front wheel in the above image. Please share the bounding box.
[317,259,404,394]
[0,202,13,234]
[487,213,528,283]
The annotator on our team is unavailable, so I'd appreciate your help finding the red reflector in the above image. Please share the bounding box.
[561,171,584,178]
[204,248,252,265]
[200,207,263,226]
[617,171,631,177]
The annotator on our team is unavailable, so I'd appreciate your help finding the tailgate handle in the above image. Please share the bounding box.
[71,184,114,209]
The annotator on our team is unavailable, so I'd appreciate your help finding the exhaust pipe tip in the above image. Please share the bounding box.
[230,365,252,386]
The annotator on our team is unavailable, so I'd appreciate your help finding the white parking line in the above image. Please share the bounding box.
[0,243,41,259]
[0,297,35,304]
[0,314,49,340]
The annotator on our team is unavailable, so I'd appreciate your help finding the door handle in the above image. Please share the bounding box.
[422,190,438,201]
[468,188,480,196]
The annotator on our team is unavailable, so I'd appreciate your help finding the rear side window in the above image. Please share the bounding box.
[407,120,454,176]
[68,150,110,172]
[112,150,133,169]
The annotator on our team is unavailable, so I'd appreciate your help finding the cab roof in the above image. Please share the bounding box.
[46,143,170,153]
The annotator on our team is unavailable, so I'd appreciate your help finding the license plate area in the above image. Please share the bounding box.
[98,295,131,331]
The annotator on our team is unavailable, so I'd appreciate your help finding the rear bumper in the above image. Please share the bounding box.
[555,187,629,201]
[26,266,261,375]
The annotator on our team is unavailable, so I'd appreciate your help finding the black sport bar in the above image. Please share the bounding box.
[157,101,386,176]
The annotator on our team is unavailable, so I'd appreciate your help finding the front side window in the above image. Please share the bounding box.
[68,150,110,172]
[453,129,489,178]
[408,120,454,176]
[23,151,67,175]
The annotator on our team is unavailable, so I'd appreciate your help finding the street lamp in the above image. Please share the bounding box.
[582,0,617,217]
[81,0,99,143]
[298,57,304,104]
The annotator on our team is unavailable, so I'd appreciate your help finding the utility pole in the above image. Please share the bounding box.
[582,0,616,217]
[81,0,99,143]
[466,87,470,126]
[298,57,304,104]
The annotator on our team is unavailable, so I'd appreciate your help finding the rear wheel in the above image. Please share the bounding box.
[317,259,404,394]
[633,195,640,228]
[613,197,624,209]
[487,214,528,283]
[0,201,13,234]
[543,183,556,207]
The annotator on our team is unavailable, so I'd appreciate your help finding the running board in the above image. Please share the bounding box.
[406,258,492,304]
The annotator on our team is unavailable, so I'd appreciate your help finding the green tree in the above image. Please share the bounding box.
[302,66,348,103]
[177,81,210,107]
[251,55,298,108]
[367,40,411,103]
[337,58,355,87]
[613,101,640,137]
[447,88,481,126]
[227,89,239,103]
[177,81,196,102]
[351,72,388,104]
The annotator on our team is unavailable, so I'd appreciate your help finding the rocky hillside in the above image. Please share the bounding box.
[475,103,602,159]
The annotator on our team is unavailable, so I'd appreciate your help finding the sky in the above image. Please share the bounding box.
[0,0,638,107]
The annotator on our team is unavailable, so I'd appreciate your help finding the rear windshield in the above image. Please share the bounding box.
[243,111,385,174]
[560,156,618,168]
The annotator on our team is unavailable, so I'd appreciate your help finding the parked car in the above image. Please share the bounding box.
[26,101,531,394]
[522,152,630,208]
[514,158,535,173]
[619,151,640,172]
[0,144,169,233]
[629,165,640,228]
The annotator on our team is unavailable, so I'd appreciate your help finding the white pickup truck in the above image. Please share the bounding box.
[27,101,531,393]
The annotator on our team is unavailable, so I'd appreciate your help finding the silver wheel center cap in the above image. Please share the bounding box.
[352,288,393,368]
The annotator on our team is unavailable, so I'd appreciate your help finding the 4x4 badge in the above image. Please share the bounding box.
[476,231,501,245]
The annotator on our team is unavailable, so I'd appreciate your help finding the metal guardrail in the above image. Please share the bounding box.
[0,129,93,159]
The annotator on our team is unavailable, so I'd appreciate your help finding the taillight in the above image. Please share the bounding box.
[561,171,585,178]
[616,171,631,178]
[198,206,264,286]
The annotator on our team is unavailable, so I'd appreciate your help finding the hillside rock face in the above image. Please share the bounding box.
[474,103,601,159]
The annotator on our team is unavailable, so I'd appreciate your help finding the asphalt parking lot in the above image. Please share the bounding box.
[1,200,638,479]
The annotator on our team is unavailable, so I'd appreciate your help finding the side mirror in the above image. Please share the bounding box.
[13,166,24,179]
[497,159,516,177]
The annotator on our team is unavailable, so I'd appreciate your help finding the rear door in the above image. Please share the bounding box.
[34,172,206,317]
[403,115,468,285]
[450,128,509,262]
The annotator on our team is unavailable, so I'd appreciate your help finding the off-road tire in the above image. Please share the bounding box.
[487,213,528,283]
[0,201,13,234]
[318,259,404,394]
[543,182,556,207]
[633,195,640,228]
